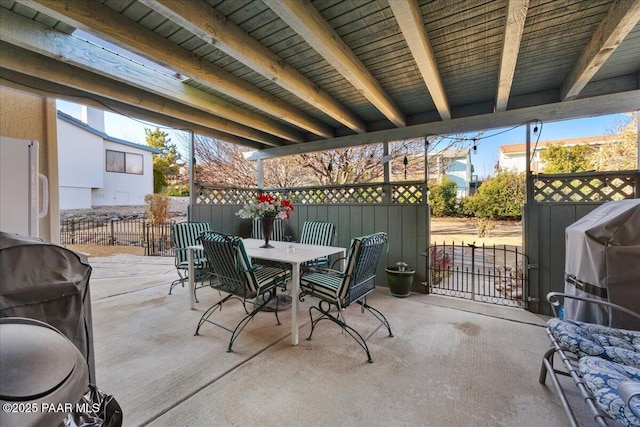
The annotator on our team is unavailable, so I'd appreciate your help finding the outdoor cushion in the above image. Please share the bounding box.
[300,270,342,300]
[579,356,640,427]
[548,318,640,367]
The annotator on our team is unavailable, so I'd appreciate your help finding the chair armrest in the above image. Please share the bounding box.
[330,257,347,270]
[618,381,640,417]
[546,292,640,321]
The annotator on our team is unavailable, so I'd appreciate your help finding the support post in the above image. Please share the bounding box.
[189,130,195,221]
[257,159,264,189]
[383,142,391,203]
[525,122,534,203]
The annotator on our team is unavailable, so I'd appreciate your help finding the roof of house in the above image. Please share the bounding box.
[57,111,161,154]
[500,135,618,154]
[428,147,471,159]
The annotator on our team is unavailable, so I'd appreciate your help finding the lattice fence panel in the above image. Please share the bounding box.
[393,184,423,204]
[288,185,385,204]
[195,183,427,205]
[196,187,256,205]
[534,173,638,203]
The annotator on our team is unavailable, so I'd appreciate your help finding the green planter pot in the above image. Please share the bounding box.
[385,267,415,298]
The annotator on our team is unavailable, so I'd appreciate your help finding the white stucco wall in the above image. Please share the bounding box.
[59,187,92,210]
[57,118,104,209]
[92,140,153,206]
[498,151,544,173]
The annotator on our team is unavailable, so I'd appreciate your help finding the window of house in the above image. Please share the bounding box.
[106,150,143,175]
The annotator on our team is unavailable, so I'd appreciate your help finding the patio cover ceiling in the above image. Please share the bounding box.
[0,0,639,160]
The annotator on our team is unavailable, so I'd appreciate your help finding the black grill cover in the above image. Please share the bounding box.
[564,199,640,330]
[0,231,95,384]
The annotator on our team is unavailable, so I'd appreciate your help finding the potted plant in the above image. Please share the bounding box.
[386,262,415,298]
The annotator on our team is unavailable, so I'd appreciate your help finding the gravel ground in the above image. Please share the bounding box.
[60,197,189,220]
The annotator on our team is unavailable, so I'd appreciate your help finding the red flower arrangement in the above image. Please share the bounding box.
[236,193,295,220]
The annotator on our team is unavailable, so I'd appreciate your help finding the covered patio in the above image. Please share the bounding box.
[89,253,596,426]
[1,1,639,426]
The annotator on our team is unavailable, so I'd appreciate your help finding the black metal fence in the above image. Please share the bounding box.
[60,218,176,256]
[427,242,527,307]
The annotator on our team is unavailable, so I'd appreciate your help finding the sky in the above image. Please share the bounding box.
[57,99,631,179]
[463,113,630,178]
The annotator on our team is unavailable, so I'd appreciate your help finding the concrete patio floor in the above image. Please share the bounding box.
[88,254,605,427]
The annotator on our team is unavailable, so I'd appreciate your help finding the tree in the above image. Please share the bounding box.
[428,177,457,216]
[191,135,257,187]
[263,156,308,187]
[145,128,181,193]
[296,145,385,185]
[594,112,638,171]
[182,132,477,189]
[540,143,593,173]
[464,170,525,219]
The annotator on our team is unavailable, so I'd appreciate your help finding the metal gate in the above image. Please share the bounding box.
[427,242,527,307]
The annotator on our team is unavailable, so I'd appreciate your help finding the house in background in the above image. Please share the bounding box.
[57,107,160,209]
[497,135,617,173]
[427,148,476,198]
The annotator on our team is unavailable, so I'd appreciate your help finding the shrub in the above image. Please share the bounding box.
[464,171,525,219]
[145,193,169,223]
[475,217,496,237]
[428,177,458,216]
[165,185,189,196]
[429,247,452,284]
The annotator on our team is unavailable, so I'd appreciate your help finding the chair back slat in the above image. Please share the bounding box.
[201,232,254,297]
[339,232,388,304]
[251,218,287,241]
[171,222,211,264]
[299,221,335,247]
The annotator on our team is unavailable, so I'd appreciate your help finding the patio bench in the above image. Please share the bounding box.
[539,292,640,427]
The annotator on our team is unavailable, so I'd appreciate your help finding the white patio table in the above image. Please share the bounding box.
[188,238,346,345]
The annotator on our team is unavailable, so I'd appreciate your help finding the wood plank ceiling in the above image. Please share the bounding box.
[0,0,639,159]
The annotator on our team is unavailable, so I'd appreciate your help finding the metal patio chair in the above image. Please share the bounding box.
[170,222,212,303]
[299,220,336,268]
[194,231,290,352]
[300,232,393,363]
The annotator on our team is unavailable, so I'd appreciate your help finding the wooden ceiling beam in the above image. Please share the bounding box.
[496,0,529,112]
[1,71,267,149]
[389,0,450,120]
[0,41,284,147]
[23,0,320,141]
[140,0,365,135]
[265,0,406,127]
[248,90,640,159]
[0,9,291,145]
[560,0,640,101]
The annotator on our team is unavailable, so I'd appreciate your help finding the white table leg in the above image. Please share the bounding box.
[338,249,346,271]
[291,262,300,345]
[188,247,195,310]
